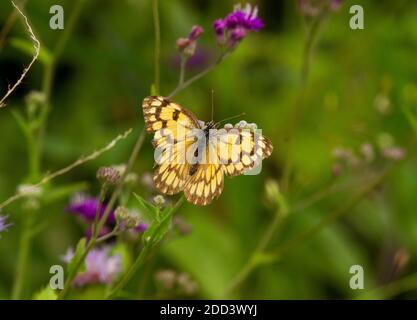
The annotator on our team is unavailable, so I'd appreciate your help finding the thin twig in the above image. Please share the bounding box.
[152,0,161,94]
[0,1,40,108]
[57,128,146,300]
[167,52,229,99]
[0,0,28,50]
[0,129,132,210]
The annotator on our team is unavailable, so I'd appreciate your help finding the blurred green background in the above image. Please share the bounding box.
[1,0,417,299]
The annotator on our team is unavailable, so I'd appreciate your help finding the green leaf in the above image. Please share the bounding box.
[133,193,158,221]
[33,285,57,300]
[10,109,30,136]
[10,37,52,66]
[67,238,87,276]
[143,204,174,247]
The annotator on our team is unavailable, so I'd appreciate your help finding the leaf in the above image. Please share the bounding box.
[33,285,57,300]
[10,37,52,66]
[143,204,174,247]
[133,193,159,221]
[10,109,30,136]
[67,238,87,276]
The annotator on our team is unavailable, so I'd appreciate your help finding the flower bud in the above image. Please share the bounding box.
[153,195,166,207]
[96,166,121,186]
[115,206,141,229]
[188,25,204,41]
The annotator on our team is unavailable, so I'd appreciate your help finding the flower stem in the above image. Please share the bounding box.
[152,0,161,94]
[178,55,187,88]
[11,210,35,299]
[57,128,147,299]
[106,196,185,299]
[92,187,106,238]
[281,15,324,193]
[223,166,394,297]
[168,52,229,99]
[11,0,86,300]
[223,203,286,297]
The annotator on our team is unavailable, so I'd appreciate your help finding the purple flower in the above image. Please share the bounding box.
[66,193,116,224]
[61,246,121,287]
[0,214,12,237]
[213,19,226,35]
[135,222,148,233]
[212,3,264,48]
[230,27,247,46]
[188,25,204,41]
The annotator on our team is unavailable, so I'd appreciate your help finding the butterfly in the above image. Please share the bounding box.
[142,96,273,206]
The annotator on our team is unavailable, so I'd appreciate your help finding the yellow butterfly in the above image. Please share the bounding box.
[142,96,273,206]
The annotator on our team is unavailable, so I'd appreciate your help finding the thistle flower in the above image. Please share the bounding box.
[0,214,12,237]
[96,166,121,186]
[61,246,121,286]
[66,193,116,224]
[213,3,264,48]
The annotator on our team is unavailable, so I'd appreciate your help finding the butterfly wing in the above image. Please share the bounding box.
[142,96,201,195]
[183,143,224,206]
[216,127,273,176]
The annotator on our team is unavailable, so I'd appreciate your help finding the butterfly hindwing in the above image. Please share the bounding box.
[183,144,224,206]
[215,127,273,177]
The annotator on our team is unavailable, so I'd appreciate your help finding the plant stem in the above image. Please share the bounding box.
[271,168,393,261]
[11,210,35,299]
[57,128,147,299]
[106,196,185,299]
[356,272,417,300]
[168,52,229,99]
[11,0,86,300]
[152,0,161,94]
[178,55,187,88]
[92,187,106,238]
[223,202,286,297]
[281,16,324,193]
[223,166,393,297]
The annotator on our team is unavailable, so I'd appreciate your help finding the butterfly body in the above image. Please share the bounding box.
[142,96,273,206]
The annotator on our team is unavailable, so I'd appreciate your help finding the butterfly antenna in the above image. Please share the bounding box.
[211,89,215,122]
[216,112,246,127]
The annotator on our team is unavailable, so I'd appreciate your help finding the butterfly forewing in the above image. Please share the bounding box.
[143,96,200,196]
